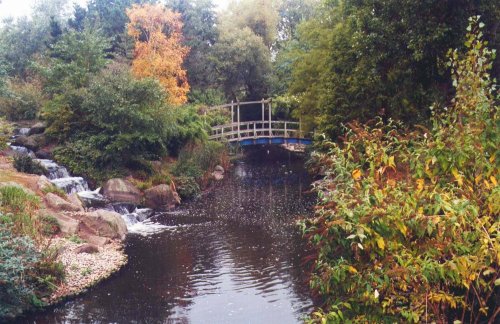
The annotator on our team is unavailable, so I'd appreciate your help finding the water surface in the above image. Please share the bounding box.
[18,146,315,323]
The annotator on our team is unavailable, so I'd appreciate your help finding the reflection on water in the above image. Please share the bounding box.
[18,146,316,323]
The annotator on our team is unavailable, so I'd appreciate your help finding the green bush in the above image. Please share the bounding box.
[302,18,499,323]
[173,141,227,180]
[0,118,12,150]
[0,224,40,320]
[175,176,201,200]
[0,80,45,121]
[0,185,41,239]
[13,155,47,175]
[39,215,60,236]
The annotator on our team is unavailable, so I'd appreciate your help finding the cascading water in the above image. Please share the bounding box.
[8,127,166,234]
[106,203,168,234]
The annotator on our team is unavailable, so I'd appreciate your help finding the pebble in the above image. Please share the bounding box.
[45,238,127,304]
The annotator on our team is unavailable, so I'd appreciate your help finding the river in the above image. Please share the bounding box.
[17,146,316,323]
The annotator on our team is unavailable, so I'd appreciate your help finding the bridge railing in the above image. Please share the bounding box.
[209,121,306,142]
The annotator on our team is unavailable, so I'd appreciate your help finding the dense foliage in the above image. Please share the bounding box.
[0,186,64,320]
[127,3,190,105]
[301,19,499,322]
[287,0,499,138]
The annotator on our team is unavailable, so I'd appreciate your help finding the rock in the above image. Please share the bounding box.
[102,178,141,204]
[75,210,127,240]
[67,193,85,211]
[12,134,47,152]
[78,233,111,247]
[37,175,52,190]
[51,213,81,235]
[214,165,225,173]
[212,171,224,181]
[75,243,99,254]
[144,184,181,210]
[28,122,47,135]
[77,190,108,208]
[45,193,82,212]
[35,147,53,159]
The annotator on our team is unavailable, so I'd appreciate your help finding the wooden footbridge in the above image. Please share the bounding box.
[208,99,312,146]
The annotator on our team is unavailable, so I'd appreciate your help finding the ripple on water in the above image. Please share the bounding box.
[17,146,316,324]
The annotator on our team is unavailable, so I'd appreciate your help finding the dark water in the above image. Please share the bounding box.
[17,146,315,323]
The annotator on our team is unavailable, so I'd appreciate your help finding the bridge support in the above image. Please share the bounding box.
[237,101,240,139]
[268,100,272,137]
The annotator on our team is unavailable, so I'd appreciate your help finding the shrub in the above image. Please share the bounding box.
[13,155,46,175]
[0,118,12,150]
[302,18,499,323]
[175,176,201,200]
[0,80,45,121]
[0,224,40,320]
[39,215,60,236]
[173,141,228,180]
[0,185,41,239]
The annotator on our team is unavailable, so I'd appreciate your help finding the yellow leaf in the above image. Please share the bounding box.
[452,168,463,186]
[490,176,498,186]
[352,169,362,180]
[416,178,424,191]
[376,237,385,250]
[388,156,396,169]
[475,174,482,184]
[347,266,358,274]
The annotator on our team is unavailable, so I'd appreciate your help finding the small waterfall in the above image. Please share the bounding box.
[9,145,36,158]
[18,128,30,136]
[51,177,89,194]
[10,126,168,235]
[35,159,70,179]
[107,203,165,235]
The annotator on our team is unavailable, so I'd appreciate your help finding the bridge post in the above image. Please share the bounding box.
[254,122,256,138]
[261,99,265,123]
[231,100,234,134]
[284,122,287,138]
[237,101,241,139]
[268,100,272,137]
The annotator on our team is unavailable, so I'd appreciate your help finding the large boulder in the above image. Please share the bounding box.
[75,210,127,240]
[102,178,141,204]
[51,213,81,235]
[28,122,47,135]
[45,193,82,212]
[12,134,47,152]
[144,184,181,210]
[67,193,85,211]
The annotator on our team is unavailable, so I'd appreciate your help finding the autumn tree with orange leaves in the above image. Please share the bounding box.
[126,3,189,105]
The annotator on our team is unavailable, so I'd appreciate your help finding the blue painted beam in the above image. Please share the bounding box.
[234,137,312,146]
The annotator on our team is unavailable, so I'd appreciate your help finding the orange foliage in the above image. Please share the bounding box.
[126,4,189,105]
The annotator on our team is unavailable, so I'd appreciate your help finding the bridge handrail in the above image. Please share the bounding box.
[211,120,299,131]
[208,99,271,111]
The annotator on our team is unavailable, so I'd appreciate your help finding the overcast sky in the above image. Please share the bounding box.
[0,0,230,19]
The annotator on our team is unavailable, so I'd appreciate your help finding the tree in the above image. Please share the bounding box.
[165,0,218,93]
[288,0,499,139]
[224,0,279,49]
[85,0,154,57]
[210,25,271,100]
[38,28,110,95]
[127,3,190,105]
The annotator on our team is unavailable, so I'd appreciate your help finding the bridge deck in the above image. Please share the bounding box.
[208,100,312,145]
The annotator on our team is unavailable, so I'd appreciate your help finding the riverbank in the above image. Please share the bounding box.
[46,238,127,304]
[0,153,129,321]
